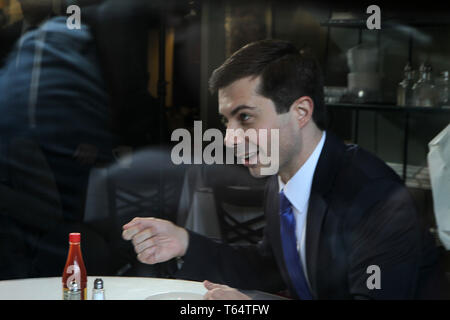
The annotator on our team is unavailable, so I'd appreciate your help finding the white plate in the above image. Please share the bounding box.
[145,292,204,300]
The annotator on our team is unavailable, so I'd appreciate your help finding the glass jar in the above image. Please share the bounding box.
[435,71,449,106]
[397,63,414,106]
[412,63,437,107]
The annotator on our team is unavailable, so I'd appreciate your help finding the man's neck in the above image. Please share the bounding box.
[279,129,324,184]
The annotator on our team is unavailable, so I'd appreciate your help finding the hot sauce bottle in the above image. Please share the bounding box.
[62,233,87,300]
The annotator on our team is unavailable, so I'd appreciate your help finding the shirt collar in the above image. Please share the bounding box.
[278,131,326,214]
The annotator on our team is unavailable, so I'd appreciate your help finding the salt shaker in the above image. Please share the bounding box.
[92,278,105,300]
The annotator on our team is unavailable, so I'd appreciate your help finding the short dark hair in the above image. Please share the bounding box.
[209,39,327,130]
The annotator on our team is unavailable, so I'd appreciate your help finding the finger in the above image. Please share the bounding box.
[134,237,156,254]
[203,280,226,291]
[122,225,141,240]
[123,217,143,230]
[206,288,251,300]
[204,288,225,300]
[124,217,158,230]
[203,289,215,300]
[137,246,158,264]
[132,228,154,247]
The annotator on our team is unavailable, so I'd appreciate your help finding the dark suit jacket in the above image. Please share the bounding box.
[175,132,450,299]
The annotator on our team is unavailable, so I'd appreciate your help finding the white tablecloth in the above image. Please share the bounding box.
[0,276,207,300]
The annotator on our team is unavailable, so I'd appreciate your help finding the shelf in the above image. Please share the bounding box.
[326,103,450,114]
[320,17,450,29]
[320,19,367,28]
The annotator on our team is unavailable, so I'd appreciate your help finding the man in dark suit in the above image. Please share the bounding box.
[122,39,450,299]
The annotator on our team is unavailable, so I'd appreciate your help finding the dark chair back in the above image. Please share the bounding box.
[214,185,266,245]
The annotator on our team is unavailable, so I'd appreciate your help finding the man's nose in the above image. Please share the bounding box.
[224,126,244,148]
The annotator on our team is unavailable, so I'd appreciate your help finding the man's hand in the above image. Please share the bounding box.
[122,217,189,264]
[203,280,252,300]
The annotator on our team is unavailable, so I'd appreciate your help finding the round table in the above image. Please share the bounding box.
[0,276,207,300]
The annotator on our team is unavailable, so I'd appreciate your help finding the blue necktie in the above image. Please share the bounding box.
[279,190,312,300]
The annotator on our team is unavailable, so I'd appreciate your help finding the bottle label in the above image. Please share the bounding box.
[65,265,81,287]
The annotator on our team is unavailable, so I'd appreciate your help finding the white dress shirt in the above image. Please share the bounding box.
[278,131,326,287]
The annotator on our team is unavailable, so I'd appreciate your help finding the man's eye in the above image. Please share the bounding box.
[239,113,251,122]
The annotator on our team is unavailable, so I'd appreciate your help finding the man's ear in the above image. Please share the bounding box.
[290,96,314,128]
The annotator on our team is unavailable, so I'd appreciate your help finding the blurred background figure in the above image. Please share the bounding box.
[0,0,173,279]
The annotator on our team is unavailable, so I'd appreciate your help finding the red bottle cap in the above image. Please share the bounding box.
[69,233,81,243]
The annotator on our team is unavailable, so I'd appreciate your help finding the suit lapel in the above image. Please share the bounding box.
[302,132,347,299]
[266,176,282,261]
[305,192,328,299]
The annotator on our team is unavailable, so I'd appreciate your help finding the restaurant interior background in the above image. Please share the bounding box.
[0,0,449,287]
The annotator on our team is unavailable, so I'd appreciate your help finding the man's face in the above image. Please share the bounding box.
[219,76,302,178]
